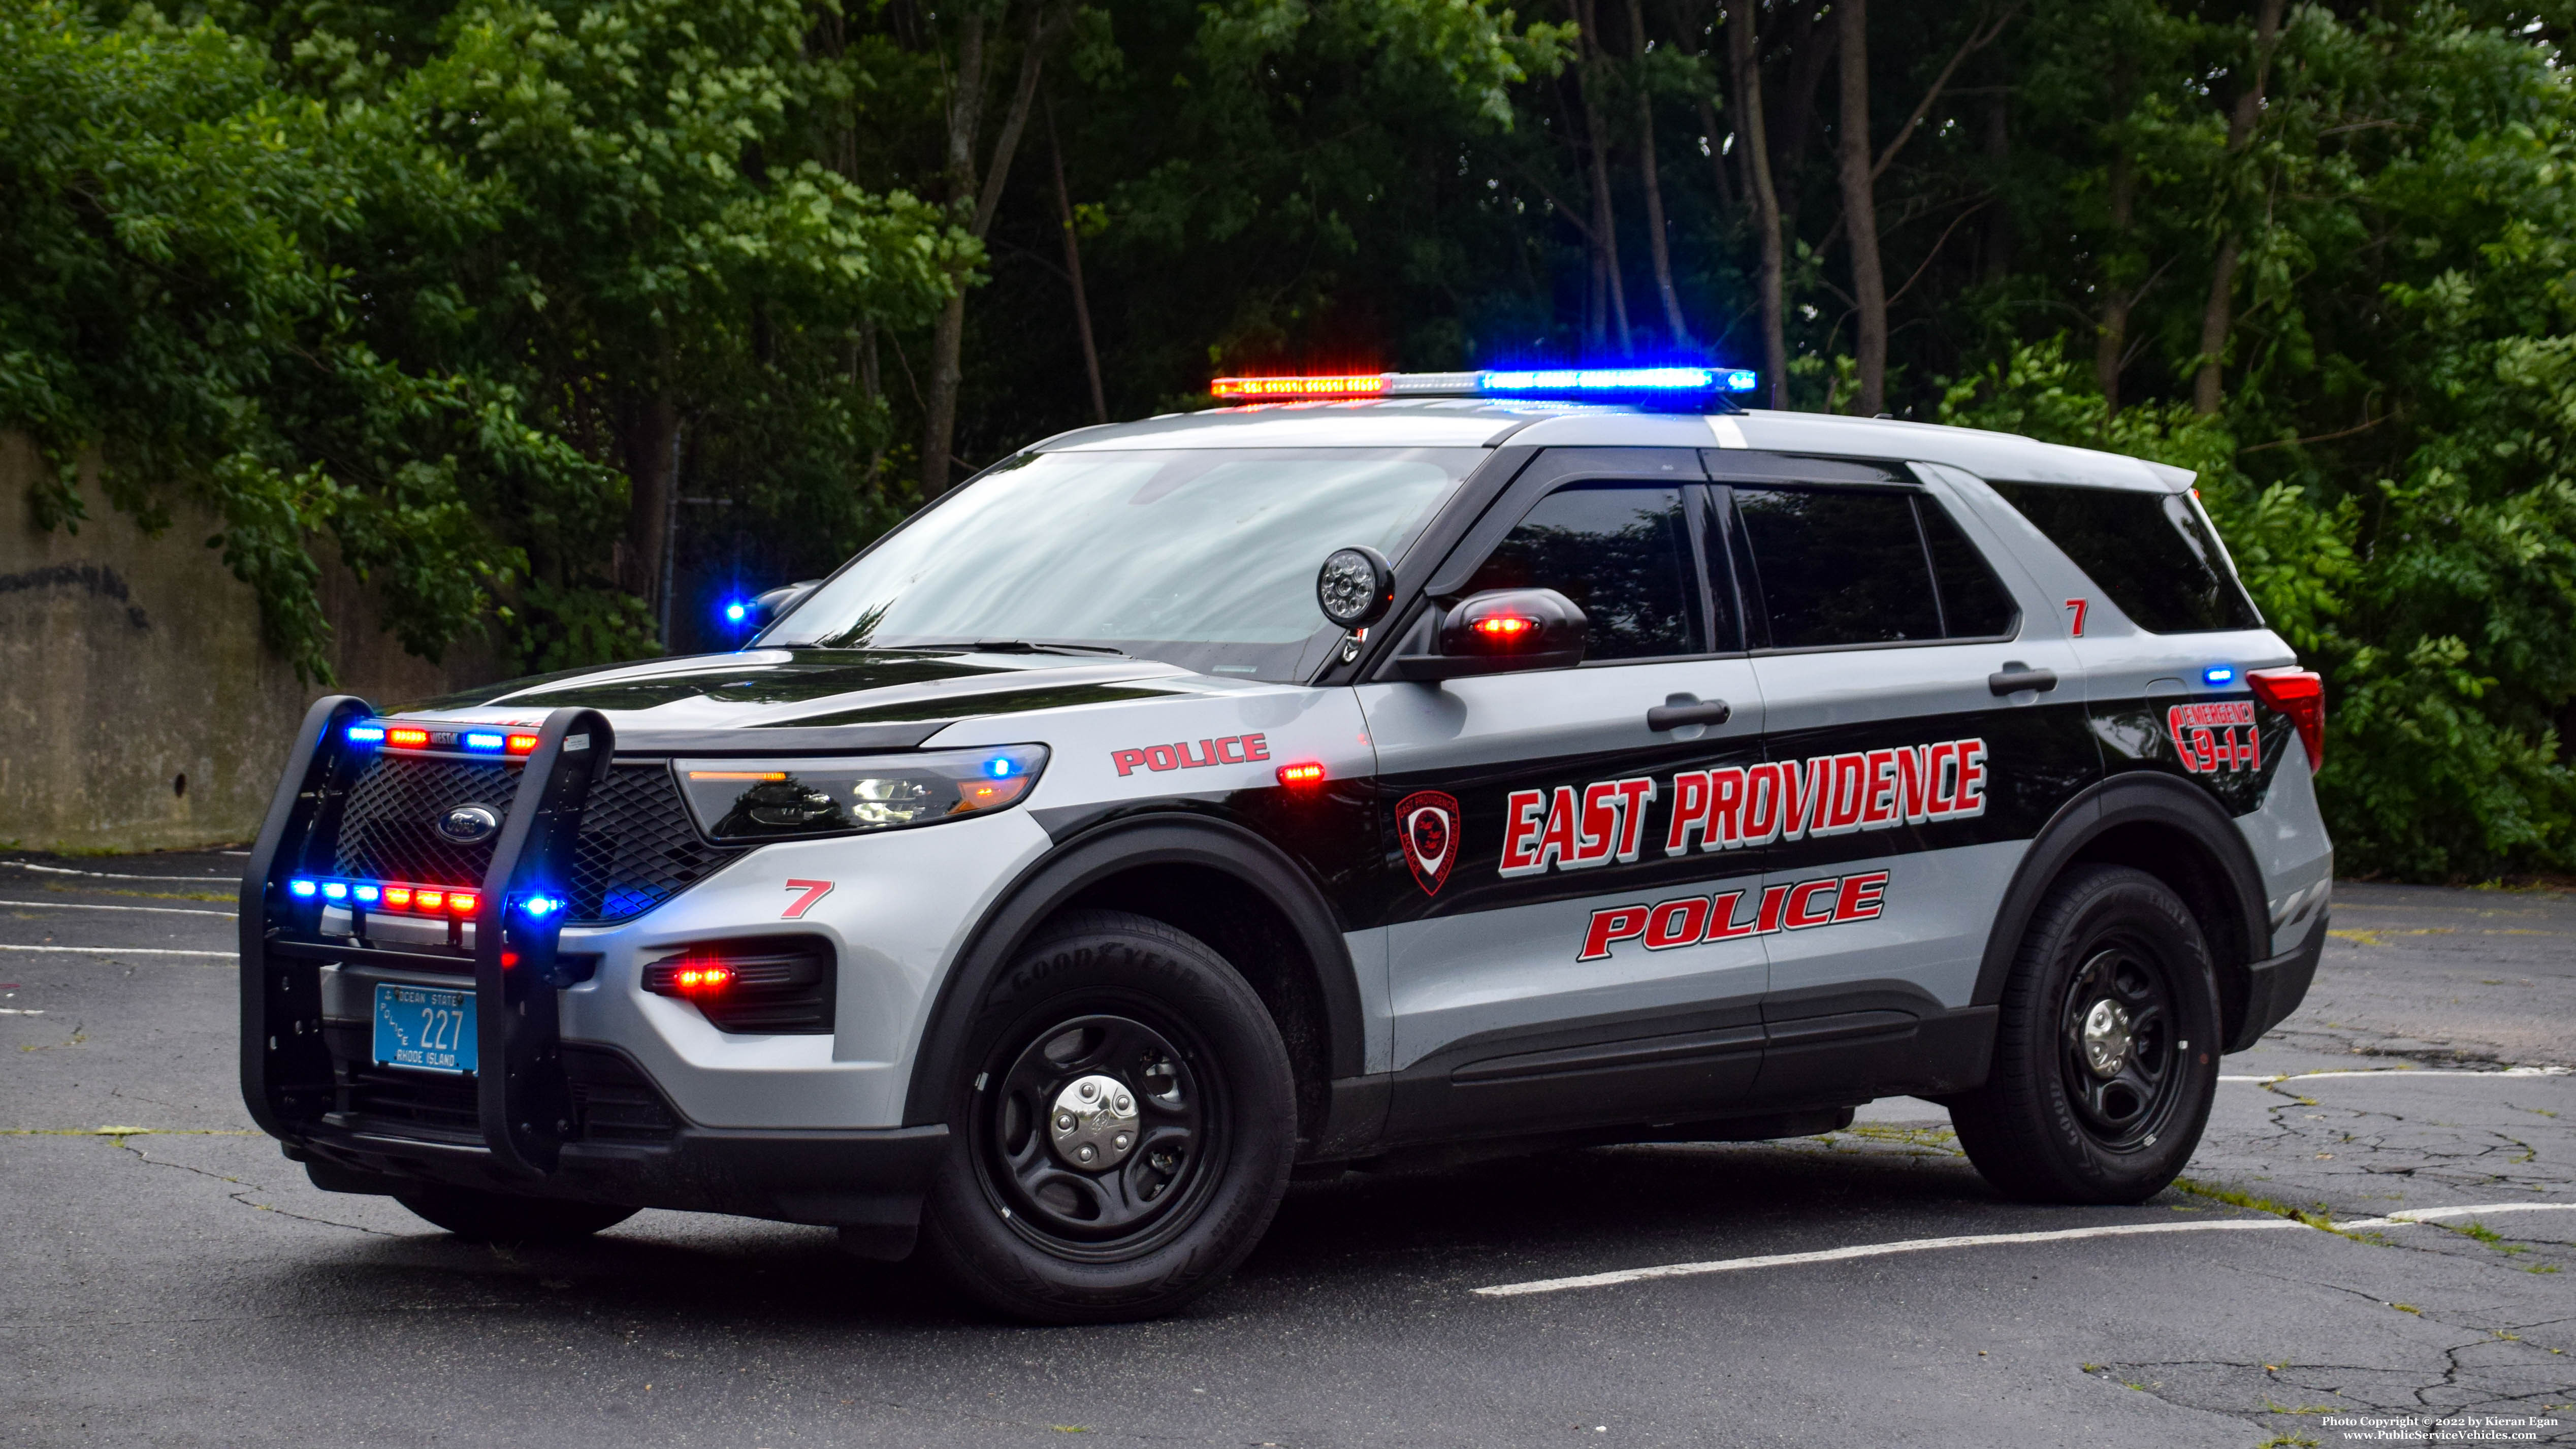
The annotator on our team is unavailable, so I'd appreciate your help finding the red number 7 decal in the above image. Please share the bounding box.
[2064,598,2088,637]
[781,879,835,919]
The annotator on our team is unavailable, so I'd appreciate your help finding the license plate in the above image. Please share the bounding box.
[373,982,477,1075]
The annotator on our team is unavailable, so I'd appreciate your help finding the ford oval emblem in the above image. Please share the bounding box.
[437,803,502,845]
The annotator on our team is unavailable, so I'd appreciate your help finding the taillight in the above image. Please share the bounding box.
[2247,667,2326,771]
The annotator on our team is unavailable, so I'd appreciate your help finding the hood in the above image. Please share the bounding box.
[387,649,1209,753]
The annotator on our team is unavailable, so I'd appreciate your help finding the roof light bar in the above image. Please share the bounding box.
[1208,367,1758,406]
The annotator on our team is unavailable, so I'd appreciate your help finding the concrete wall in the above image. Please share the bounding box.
[1,435,501,852]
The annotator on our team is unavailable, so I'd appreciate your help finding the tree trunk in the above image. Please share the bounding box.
[2096,135,2133,412]
[1836,0,1886,415]
[2193,0,2285,416]
[1045,94,1107,424]
[1575,0,1633,355]
[1727,0,1787,408]
[1626,0,1692,347]
[919,6,1050,494]
[617,392,679,617]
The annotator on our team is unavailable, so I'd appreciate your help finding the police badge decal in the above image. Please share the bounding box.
[1396,790,1460,896]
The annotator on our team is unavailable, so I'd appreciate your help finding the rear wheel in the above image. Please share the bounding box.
[393,1185,637,1243]
[1951,864,2221,1204]
[919,910,1296,1324]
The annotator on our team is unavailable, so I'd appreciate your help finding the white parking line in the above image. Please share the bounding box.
[2221,1067,2570,1083]
[0,899,235,918]
[1470,1202,2576,1298]
[2,862,238,883]
[0,944,234,958]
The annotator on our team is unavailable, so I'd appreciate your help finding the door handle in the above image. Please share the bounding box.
[1647,695,1733,731]
[1988,662,2059,696]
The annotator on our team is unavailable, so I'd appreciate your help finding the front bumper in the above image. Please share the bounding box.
[292,1115,949,1234]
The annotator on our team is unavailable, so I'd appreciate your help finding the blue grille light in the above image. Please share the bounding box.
[2203,665,2238,687]
[288,878,317,898]
[463,731,506,752]
[345,724,386,745]
[518,894,565,919]
[321,881,349,900]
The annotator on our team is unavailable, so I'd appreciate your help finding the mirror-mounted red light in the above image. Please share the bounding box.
[2247,667,2326,771]
[1471,615,1537,639]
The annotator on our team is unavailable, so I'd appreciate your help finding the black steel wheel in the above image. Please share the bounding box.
[977,1011,1221,1256]
[920,910,1296,1323]
[1951,864,2221,1203]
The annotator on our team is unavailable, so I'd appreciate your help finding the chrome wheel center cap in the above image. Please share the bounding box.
[1048,1074,1139,1172]
[2081,999,2134,1079]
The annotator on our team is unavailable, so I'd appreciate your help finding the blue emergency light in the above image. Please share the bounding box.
[1209,367,1759,408]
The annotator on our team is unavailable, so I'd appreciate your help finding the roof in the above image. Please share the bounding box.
[1031,401,2192,492]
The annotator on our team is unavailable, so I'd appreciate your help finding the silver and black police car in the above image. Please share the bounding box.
[240,367,2332,1322]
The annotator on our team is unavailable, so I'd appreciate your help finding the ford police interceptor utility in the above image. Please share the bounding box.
[239,366,2333,1323]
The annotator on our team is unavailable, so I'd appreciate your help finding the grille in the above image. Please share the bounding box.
[332,756,743,924]
[323,1031,679,1146]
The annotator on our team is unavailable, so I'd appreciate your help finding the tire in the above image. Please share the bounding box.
[1950,864,2223,1204]
[393,1185,638,1243]
[918,909,1297,1324]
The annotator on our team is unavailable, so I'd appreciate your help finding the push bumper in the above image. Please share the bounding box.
[2224,913,2328,1052]
[292,1119,949,1238]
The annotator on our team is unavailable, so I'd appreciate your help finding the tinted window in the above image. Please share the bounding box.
[1919,499,2020,637]
[1987,481,2262,633]
[1464,486,1702,660]
[1734,488,1941,648]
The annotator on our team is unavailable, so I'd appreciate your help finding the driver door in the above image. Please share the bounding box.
[1355,448,1769,1141]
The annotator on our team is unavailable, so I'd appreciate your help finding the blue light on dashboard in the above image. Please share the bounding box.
[345,725,385,745]
[288,878,317,898]
[463,731,505,752]
[353,884,381,904]
[723,600,750,625]
[321,881,349,900]
[2203,665,2238,687]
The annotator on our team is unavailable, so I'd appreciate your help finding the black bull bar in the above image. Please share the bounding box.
[237,697,947,1244]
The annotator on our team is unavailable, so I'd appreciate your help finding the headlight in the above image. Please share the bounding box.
[674,746,1049,843]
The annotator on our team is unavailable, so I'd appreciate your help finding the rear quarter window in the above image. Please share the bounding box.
[1987,481,2262,633]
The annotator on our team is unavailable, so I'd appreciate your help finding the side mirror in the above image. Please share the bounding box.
[1316,546,1396,630]
[735,579,821,635]
[1386,588,1587,681]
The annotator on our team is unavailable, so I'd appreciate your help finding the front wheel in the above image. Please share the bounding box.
[919,910,1297,1324]
[1950,864,2221,1204]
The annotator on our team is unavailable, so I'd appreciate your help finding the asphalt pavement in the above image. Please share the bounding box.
[3,855,2569,1448]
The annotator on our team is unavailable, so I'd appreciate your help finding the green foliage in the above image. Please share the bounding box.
[10,0,2576,877]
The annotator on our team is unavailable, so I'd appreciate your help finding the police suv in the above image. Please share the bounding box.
[240,367,2332,1323]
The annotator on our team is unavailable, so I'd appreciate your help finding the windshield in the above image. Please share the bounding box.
[764,447,1479,680]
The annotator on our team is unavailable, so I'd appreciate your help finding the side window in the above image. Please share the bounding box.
[1918,498,2020,638]
[1987,480,2262,633]
[1463,484,1703,661]
[1733,488,1941,648]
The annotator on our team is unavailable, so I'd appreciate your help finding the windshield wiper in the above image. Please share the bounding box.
[887,639,1129,658]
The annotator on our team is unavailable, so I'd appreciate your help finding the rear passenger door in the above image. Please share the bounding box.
[1358,448,1769,1139]
[1712,456,2098,1104]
